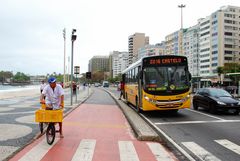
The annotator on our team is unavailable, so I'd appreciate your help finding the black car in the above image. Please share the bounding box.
[192,88,240,115]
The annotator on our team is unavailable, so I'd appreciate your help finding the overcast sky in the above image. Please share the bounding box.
[0,0,239,75]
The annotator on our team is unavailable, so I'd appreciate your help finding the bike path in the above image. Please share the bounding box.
[9,101,178,161]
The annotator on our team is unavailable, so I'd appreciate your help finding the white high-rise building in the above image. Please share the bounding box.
[198,5,240,80]
[110,51,128,78]
[183,25,199,77]
[137,43,165,60]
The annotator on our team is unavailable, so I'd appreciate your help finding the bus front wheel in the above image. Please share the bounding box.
[136,97,142,113]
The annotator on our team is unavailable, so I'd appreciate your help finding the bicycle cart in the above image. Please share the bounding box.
[35,107,63,145]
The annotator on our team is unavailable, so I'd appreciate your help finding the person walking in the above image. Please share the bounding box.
[118,81,124,100]
[40,77,64,138]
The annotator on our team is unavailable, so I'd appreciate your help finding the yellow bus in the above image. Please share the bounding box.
[121,55,192,113]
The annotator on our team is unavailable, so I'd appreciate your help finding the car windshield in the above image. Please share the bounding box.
[209,89,232,97]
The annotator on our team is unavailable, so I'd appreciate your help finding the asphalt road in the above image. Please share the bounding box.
[107,86,240,161]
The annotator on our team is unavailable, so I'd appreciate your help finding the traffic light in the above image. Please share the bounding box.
[86,72,91,79]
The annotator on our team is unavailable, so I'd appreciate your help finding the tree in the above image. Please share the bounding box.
[12,72,30,83]
[0,71,13,83]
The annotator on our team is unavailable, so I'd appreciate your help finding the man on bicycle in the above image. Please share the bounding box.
[40,77,64,138]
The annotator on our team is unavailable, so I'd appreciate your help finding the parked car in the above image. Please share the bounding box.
[192,88,240,115]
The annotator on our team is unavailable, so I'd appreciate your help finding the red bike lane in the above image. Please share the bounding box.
[10,103,178,161]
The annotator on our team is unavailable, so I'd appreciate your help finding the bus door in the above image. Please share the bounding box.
[122,74,126,99]
[137,66,142,108]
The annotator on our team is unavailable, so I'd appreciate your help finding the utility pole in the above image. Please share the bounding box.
[70,29,77,105]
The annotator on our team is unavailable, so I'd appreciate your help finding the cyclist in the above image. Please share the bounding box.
[40,80,46,94]
[40,77,64,138]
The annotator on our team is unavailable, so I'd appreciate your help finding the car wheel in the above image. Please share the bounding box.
[233,109,239,115]
[193,101,198,110]
[209,104,217,114]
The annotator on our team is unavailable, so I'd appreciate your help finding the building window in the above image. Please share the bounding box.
[225,50,233,54]
[224,32,232,36]
[225,44,233,48]
[225,57,232,61]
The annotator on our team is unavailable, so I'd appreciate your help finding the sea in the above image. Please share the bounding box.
[0,85,39,93]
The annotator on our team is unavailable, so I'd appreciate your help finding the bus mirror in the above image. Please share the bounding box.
[140,71,143,79]
[189,72,192,81]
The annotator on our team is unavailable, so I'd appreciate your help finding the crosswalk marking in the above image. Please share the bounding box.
[71,139,96,161]
[118,141,139,161]
[147,142,175,161]
[19,138,59,161]
[215,139,240,155]
[182,142,221,161]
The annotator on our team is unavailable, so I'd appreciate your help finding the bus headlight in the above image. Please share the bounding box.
[180,95,190,103]
[144,95,156,104]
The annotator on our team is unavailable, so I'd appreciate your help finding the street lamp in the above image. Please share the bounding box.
[63,28,66,88]
[178,4,185,55]
[178,4,185,30]
[70,29,77,105]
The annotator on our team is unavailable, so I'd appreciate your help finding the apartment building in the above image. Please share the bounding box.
[109,51,128,78]
[198,5,240,81]
[88,56,109,73]
[183,25,199,77]
[128,33,149,65]
[137,43,165,60]
[165,30,184,55]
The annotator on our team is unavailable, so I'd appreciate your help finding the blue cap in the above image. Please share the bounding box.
[48,77,56,83]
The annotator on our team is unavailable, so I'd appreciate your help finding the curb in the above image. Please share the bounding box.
[104,88,160,142]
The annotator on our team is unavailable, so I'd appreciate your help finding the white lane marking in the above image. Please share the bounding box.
[147,142,175,161]
[187,108,224,120]
[182,142,221,161]
[215,139,240,155]
[155,119,240,125]
[140,114,195,161]
[118,141,139,161]
[71,139,96,161]
[19,138,59,161]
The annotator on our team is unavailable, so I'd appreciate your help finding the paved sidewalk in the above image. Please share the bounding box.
[1,86,93,161]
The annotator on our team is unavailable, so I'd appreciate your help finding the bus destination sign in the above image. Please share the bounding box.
[143,56,187,66]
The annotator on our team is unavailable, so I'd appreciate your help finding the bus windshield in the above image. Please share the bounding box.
[143,65,190,95]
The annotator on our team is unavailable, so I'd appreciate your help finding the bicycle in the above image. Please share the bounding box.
[35,103,63,145]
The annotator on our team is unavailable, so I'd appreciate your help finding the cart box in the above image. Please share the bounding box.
[35,109,63,123]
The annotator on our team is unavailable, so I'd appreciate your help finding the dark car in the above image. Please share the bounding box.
[192,88,240,115]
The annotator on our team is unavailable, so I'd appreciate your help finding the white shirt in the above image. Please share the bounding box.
[40,83,46,90]
[42,84,64,110]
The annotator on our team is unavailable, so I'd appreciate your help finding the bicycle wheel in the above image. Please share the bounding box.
[46,123,55,145]
[39,123,43,134]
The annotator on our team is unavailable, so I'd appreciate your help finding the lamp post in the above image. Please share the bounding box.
[178,4,185,55]
[63,28,66,88]
[178,4,185,30]
[70,29,77,105]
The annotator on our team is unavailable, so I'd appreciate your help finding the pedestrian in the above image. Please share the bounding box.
[40,80,46,94]
[72,81,77,95]
[40,77,64,138]
[118,81,124,100]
